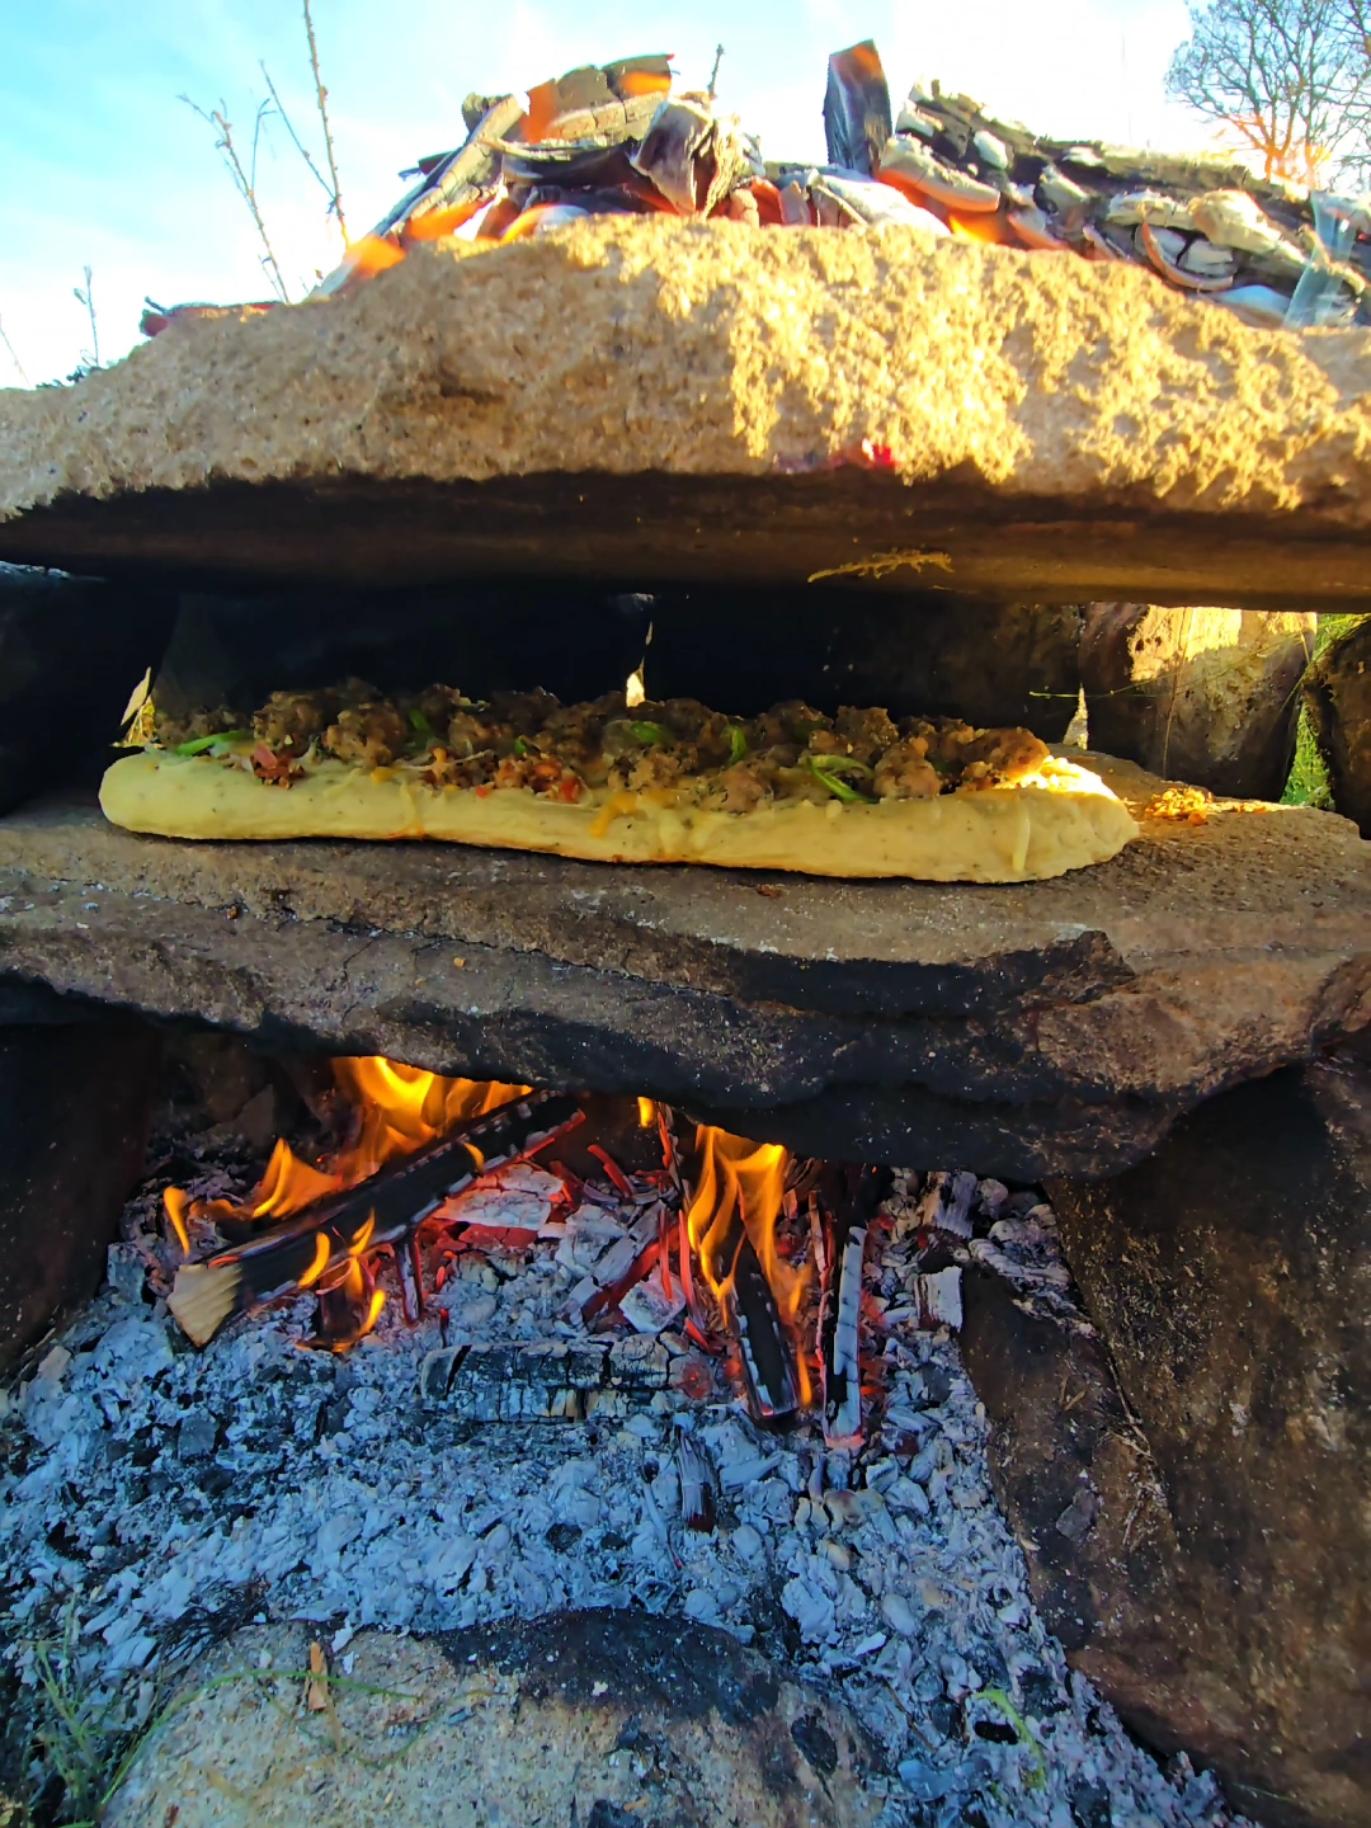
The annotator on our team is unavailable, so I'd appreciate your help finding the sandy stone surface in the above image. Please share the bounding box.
[0,756,1366,1176]
[0,221,1368,606]
[103,1614,886,1828]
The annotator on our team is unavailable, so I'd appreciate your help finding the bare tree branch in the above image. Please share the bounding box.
[1168,0,1371,184]
[259,59,338,215]
[302,0,349,246]
[181,94,292,302]
[0,313,29,385]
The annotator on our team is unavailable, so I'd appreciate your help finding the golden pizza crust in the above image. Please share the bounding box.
[99,750,1138,883]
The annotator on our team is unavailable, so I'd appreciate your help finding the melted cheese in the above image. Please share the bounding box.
[99,751,1139,883]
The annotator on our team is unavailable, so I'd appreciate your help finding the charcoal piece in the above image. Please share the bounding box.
[823,42,892,176]
[421,1337,668,1423]
[629,97,754,217]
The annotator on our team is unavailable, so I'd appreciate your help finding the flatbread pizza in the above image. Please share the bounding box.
[100,683,1138,883]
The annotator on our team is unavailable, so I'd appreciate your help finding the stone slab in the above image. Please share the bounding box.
[104,1614,886,1828]
[0,1020,160,1368]
[0,758,1365,1176]
[965,1050,1371,1828]
[1,222,1368,609]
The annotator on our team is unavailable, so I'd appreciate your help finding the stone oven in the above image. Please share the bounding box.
[0,44,1367,1828]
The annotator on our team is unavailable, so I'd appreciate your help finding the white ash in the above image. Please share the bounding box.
[0,1157,1249,1828]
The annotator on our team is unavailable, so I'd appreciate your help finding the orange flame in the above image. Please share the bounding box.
[164,1058,526,1254]
[637,1097,656,1129]
[684,1125,814,1402]
[347,234,406,277]
[404,196,487,243]
[616,67,673,99]
[948,212,1005,246]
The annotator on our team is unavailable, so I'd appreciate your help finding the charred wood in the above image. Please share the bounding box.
[819,1165,890,1447]
[823,41,892,177]
[419,1335,669,1422]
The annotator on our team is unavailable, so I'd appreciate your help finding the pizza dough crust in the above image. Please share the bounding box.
[100,750,1137,883]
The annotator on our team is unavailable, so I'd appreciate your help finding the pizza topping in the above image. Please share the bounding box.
[873,737,942,801]
[153,704,245,749]
[155,683,1051,807]
[806,753,877,803]
[172,729,250,757]
[250,744,304,787]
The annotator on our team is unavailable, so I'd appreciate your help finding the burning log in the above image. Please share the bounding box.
[313,93,525,295]
[657,1109,807,1422]
[168,1091,584,1347]
[819,1166,891,1447]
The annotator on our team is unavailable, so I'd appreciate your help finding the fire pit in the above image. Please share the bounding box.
[0,36,1367,1828]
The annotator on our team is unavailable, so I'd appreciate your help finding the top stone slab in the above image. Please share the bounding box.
[1,220,1368,606]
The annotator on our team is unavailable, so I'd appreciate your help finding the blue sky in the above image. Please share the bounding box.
[0,0,1207,385]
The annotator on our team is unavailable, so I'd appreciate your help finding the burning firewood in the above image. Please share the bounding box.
[731,1236,800,1424]
[662,1112,812,1426]
[167,1091,584,1347]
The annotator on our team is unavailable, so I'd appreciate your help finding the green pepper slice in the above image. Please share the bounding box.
[173,729,249,757]
[805,752,875,803]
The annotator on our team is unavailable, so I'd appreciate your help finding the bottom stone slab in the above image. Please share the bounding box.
[0,764,1365,1178]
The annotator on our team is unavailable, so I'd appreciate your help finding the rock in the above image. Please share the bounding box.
[1,223,1368,609]
[649,594,1085,741]
[1304,615,1371,835]
[0,1022,160,1368]
[1079,605,1316,798]
[0,564,173,818]
[3,760,1366,1179]
[104,1613,887,1827]
[963,1050,1371,1828]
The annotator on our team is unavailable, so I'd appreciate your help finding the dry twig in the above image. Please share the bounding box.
[259,61,338,225]
[181,95,292,302]
[302,0,349,245]
[73,265,100,369]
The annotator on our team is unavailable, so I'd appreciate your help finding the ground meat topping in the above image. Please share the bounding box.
[172,682,1051,806]
[322,701,410,769]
